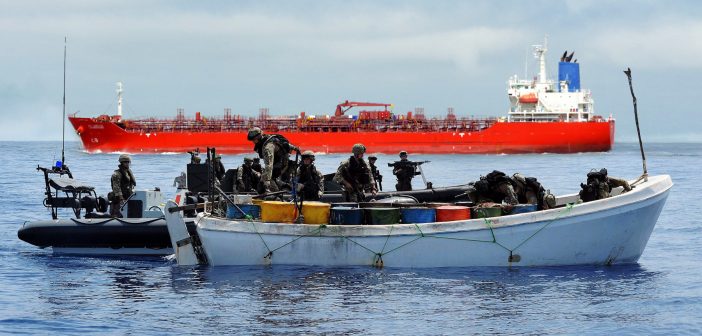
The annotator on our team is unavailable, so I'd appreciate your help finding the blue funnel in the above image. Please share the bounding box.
[558,62,580,92]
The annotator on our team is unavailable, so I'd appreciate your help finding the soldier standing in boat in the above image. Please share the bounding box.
[333,144,377,202]
[392,151,417,191]
[110,154,136,217]
[367,155,382,192]
[295,150,324,201]
[213,154,226,181]
[237,157,260,192]
[247,127,299,193]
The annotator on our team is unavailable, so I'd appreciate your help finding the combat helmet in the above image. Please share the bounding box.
[244,157,253,163]
[247,127,263,141]
[301,150,315,160]
[118,154,131,163]
[368,155,377,161]
[352,143,366,155]
[399,150,408,157]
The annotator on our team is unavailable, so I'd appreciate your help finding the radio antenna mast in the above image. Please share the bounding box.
[61,37,67,168]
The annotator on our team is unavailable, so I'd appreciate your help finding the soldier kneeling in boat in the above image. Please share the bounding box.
[295,150,324,201]
[511,173,556,210]
[237,157,260,192]
[466,170,519,206]
[333,144,377,202]
[579,168,632,202]
[109,154,136,217]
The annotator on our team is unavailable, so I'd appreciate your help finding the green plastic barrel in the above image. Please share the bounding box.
[472,207,502,219]
[365,208,401,225]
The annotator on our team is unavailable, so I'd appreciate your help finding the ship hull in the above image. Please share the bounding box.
[69,117,614,154]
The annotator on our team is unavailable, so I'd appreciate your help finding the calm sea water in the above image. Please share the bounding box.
[1,141,700,335]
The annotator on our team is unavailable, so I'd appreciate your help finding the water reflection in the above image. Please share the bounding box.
[162,264,661,334]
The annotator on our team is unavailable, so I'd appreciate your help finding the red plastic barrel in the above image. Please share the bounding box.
[435,206,471,222]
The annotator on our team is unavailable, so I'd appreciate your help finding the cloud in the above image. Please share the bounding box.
[588,20,702,69]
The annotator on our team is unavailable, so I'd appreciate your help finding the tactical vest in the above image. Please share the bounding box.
[343,156,371,187]
[116,168,136,199]
[254,134,291,178]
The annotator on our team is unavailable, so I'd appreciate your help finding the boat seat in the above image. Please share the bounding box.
[48,176,95,193]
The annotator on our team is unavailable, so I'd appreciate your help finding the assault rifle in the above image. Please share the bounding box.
[388,160,432,189]
[387,160,430,168]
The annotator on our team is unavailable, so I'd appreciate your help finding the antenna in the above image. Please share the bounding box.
[62,37,67,168]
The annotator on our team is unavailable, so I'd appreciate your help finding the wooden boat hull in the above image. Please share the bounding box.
[170,175,672,267]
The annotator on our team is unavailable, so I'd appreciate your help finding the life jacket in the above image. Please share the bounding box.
[298,164,321,199]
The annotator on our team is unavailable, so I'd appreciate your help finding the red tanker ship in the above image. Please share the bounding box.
[69,42,614,154]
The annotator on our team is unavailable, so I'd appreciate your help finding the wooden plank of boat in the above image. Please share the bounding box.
[166,175,672,267]
[164,200,199,265]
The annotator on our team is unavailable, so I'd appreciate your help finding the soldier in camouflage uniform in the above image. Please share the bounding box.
[392,150,417,191]
[295,150,324,201]
[247,127,298,193]
[333,144,377,202]
[237,157,260,192]
[110,154,136,217]
[512,173,556,210]
[366,155,382,192]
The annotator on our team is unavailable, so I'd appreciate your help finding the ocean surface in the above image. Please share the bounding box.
[1,141,700,335]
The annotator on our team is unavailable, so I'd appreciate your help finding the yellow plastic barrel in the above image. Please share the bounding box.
[301,202,331,224]
[260,201,298,223]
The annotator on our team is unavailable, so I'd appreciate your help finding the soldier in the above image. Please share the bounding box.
[247,127,298,193]
[295,150,324,201]
[367,155,382,192]
[213,154,226,181]
[466,171,518,205]
[236,157,260,192]
[512,173,556,210]
[333,144,377,202]
[579,168,632,202]
[110,154,136,217]
[392,151,416,191]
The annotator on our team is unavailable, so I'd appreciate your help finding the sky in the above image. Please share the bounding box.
[1,0,701,142]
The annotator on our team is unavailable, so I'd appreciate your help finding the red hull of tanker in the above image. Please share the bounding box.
[69,117,614,154]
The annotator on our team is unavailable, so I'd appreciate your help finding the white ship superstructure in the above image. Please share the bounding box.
[507,39,596,122]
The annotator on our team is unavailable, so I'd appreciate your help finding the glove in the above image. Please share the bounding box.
[296,184,304,193]
[318,191,324,199]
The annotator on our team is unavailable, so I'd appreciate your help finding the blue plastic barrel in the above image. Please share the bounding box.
[330,207,364,225]
[400,207,436,224]
[331,202,358,208]
[227,204,261,219]
[507,204,537,215]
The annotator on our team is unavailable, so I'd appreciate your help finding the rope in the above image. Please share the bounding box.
[241,202,578,266]
[510,203,574,252]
